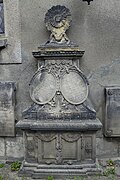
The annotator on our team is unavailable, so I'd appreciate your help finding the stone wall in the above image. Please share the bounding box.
[0,0,120,160]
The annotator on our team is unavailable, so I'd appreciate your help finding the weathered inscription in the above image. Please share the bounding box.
[0,82,16,136]
[105,87,120,137]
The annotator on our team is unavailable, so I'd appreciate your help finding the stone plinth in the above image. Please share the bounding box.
[17,119,102,178]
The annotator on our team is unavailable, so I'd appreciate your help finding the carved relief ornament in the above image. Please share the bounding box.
[45,5,72,44]
[29,63,89,105]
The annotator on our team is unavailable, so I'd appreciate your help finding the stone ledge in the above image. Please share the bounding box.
[18,161,102,178]
[32,50,85,59]
[16,118,102,131]
[0,38,7,49]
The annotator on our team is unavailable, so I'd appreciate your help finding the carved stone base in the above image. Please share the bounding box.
[19,161,101,179]
[17,120,102,178]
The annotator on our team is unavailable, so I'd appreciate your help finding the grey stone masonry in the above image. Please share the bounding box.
[0,82,16,137]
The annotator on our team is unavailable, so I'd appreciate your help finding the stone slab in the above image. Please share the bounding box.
[0,82,16,137]
[105,87,120,137]
[6,136,24,160]
[96,138,119,158]
[16,119,102,131]
[0,138,5,158]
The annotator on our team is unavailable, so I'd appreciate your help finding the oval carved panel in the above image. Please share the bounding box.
[60,70,88,104]
[30,70,57,105]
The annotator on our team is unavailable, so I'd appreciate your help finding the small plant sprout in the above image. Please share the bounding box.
[10,161,21,171]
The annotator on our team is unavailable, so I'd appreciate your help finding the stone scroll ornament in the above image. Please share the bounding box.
[30,5,89,106]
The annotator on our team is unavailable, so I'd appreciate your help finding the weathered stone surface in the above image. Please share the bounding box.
[98,159,107,167]
[45,5,72,44]
[6,137,24,160]
[24,131,96,165]
[0,82,16,137]
[88,61,120,118]
[0,138,5,158]
[96,138,119,158]
[16,5,102,178]
[16,119,102,131]
[22,101,96,121]
[0,0,22,64]
[17,0,120,134]
[0,38,7,49]
[115,159,120,166]
[18,129,102,178]
[0,0,119,165]
[19,163,102,179]
[105,87,120,137]
[115,166,120,177]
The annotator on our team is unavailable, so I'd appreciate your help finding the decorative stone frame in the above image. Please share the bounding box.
[0,0,22,63]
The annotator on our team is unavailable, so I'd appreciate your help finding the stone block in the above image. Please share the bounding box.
[96,138,119,158]
[0,138,5,158]
[6,136,24,160]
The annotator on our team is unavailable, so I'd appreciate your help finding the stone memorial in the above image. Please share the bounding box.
[105,87,120,137]
[0,82,16,136]
[16,5,102,178]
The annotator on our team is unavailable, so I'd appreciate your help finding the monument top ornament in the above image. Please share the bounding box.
[45,5,72,44]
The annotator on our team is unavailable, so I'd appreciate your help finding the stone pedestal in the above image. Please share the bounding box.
[16,5,102,179]
[17,119,102,178]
